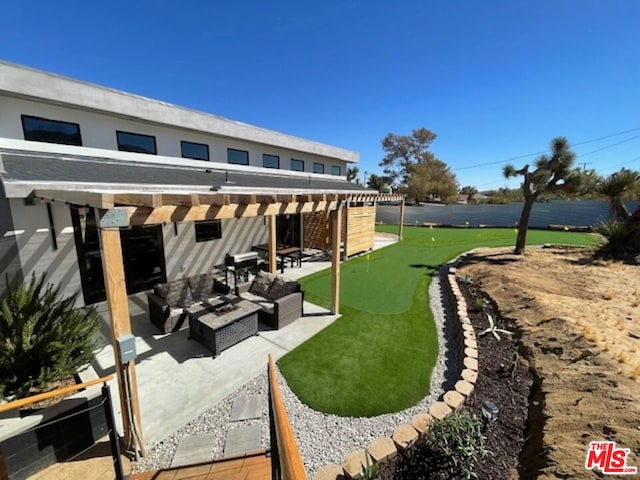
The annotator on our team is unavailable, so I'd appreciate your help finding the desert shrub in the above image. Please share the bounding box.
[596,219,640,257]
[0,274,99,399]
[391,409,488,479]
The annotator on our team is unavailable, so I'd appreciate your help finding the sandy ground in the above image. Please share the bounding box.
[457,246,640,479]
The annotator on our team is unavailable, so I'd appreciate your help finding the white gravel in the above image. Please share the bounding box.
[132,267,458,477]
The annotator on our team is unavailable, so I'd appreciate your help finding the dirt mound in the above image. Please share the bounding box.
[458,246,640,478]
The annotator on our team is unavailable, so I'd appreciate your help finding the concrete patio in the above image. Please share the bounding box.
[87,233,398,448]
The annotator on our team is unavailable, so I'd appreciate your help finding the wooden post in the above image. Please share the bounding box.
[330,208,342,315]
[398,199,405,241]
[0,448,8,480]
[268,215,277,274]
[343,201,349,261]
[99,227,145,456]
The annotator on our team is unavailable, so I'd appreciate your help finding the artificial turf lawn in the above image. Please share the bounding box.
[278,226,600,417]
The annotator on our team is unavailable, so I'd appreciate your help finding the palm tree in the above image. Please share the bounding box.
[596,169,640,256]
[598,169,639,221]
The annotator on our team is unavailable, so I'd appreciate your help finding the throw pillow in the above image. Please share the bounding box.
[156,279,193,307]
[188,274,214,302]
[268,276,287,300]
[250,271,275,297]
[281,281,299,297]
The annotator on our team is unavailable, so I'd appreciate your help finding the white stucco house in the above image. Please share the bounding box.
[0,60,387,306]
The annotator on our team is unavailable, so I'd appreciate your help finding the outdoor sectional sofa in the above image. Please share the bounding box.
[147,274,231,333]
[236,271,304,330]
[147,271,303,334]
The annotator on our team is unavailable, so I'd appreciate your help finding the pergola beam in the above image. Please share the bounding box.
[31,189,404,213]
[113,193,162,208]
[100,201,342,227]
[33,190,115,209]
[161,193,201,207]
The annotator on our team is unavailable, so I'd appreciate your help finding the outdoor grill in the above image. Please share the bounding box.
[225,251,258,269]
[224,251,259,286]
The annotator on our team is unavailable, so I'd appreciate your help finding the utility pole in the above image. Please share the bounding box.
[363,171,368,186]
[580,162,592,171]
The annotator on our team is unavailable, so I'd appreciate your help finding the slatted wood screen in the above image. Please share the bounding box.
[345,205,375,257]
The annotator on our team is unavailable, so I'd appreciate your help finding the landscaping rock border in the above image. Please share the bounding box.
[310,264,479,479]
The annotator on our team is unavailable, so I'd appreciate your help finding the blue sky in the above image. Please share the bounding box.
[2,1,639,190]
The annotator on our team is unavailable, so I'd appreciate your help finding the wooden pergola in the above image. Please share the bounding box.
[31,188,405,456]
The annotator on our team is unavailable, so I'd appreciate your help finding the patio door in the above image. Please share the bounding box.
[71,207,166,304]
[120,226,166,294]
[276,213,301,247]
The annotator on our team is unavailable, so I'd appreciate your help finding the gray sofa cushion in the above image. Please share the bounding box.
[268,276,298,300]
[239,291,275,314]
[154,279,194,307]
[249,271,275,297]
[188,274,214,302]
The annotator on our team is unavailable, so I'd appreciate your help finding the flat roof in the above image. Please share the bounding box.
[0,151,372,199]
[0,60,359,163]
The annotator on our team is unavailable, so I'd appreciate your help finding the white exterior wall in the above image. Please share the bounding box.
[0,96,348,175]
[0,61,358,164]
[0,199,269,305]
[6,200,83,301]
[163,217,268,281]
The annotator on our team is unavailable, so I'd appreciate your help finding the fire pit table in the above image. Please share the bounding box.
[186,296,261,357]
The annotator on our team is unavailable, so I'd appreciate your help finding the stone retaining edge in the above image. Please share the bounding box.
[312,263,479,479]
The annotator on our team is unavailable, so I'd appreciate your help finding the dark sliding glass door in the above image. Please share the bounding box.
[71,207,166,304]
[276,213,301,247]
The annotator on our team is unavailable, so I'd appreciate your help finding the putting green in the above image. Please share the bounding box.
[279,226,600,417]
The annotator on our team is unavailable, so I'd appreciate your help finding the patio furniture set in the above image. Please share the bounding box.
[251,244,302,274]
[146,271,304,356]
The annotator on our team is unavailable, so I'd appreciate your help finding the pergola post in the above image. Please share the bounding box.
[330,208,342,315]
[268,215,277,274]
[398,199,405,241]
[99,226,145,457]
[343,200,350,261]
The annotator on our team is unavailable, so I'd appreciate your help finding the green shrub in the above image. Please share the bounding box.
[424,409,488,479]
[392,409,488,479]
[0,274,99,399]
[596,219,640,257]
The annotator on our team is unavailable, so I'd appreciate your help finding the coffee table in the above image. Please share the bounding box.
[186,297,261,357]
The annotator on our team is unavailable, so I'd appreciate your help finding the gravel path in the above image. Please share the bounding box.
[132,267,458,477]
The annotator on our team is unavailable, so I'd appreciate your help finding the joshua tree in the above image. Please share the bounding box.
[503,137,578,254]
[366,173,390,193]
[346,166,360,183]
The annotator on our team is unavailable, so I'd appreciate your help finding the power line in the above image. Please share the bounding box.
[574,133,640,158]
[600,154,640,174]
[571,127,640,147]
[454,126,640,171]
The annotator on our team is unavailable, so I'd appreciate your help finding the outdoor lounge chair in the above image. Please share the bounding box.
[147,274,231,333]
[236,271,303,329]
